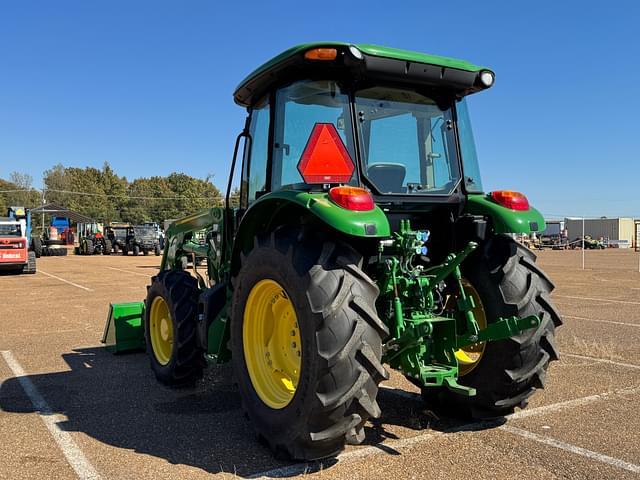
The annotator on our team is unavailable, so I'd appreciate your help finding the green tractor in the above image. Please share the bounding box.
[103,43,562,460]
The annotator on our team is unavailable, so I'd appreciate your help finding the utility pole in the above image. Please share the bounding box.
[41,189,45,236]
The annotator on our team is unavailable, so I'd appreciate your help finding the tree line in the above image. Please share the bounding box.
[0,162,234,231]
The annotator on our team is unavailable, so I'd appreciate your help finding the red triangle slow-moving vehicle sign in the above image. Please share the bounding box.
[297,123,354,184]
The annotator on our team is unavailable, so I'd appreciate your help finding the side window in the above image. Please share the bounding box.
[273,81,354,190]
[244,97,270,205]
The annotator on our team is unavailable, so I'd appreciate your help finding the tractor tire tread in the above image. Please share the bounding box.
[231,228,386,460]
[422,234,562,419]
[145,270,205,386]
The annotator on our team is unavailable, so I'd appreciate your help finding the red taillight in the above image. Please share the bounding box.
[329,186,375,211]
[298,123,355,184]
[490,190,530,211]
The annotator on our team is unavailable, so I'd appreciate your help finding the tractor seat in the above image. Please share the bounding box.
[367,163,406,193]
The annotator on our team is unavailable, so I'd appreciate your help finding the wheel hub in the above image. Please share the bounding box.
[243,279,301,409]
[149,296,174,366]
[452,280,487,376]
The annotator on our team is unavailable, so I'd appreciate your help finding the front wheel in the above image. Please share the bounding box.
[144,270,206,385]
[133,245,140,256]
[231,229,388,460]
[422,234,562,418]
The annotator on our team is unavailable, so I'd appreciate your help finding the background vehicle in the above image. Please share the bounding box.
[105,223,130,253]
[40,216,72,256]
[6,206,42,257]
[122,225,161,256]
[104,43,562,460]
[0,216,36,274]
[570,235,605,249]
[76,222,112,255]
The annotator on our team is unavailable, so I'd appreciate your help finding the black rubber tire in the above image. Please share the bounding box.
[144,270,206,385]
[22,251,36,274]
[57,248,68,256]
[32,237,42,258]
[155,245,161,256]
[133,245,140,256]
[143,249,149,256]
[230,228,389,461]
[85,239,94,255]
[103,240,112,255]
[113,244,119,254]
[422,234,562,419]
[122,246,128,255]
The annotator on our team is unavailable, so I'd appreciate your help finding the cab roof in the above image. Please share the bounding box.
[234,42,493,107]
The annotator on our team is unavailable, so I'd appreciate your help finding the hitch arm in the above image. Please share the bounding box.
[457,314,541,348]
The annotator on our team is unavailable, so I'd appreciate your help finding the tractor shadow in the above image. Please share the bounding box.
[0,348,502,477]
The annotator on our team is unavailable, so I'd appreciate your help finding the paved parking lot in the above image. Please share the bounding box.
[1,249,639,479]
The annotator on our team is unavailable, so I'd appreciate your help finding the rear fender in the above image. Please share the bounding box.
[230,190,390,277]
[464,193,545,234]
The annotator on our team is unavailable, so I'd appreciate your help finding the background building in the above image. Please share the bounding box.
[565,217,636,247]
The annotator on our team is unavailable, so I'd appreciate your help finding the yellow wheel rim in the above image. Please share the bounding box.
[243,279,301,409]
[149,296,174,366]
[452,280,487,376]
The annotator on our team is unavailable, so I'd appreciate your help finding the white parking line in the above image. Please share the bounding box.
[564,314,640,328]
[0,350,101,480]
[106,266,152,278]
[562,352,640,370]
[554,294,640,306]
[501,425,640,474]
[39,270,93,292]
[251,385,640,478]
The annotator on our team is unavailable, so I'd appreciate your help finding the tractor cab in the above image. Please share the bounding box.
[234,43,543,262]
[236,44,491,206]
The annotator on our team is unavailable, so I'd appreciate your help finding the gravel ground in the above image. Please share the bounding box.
[0,248,638,479]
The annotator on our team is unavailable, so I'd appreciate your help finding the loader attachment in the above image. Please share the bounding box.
[101,302,146,353]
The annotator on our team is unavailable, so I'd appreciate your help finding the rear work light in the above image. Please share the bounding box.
[329,186,375,211]
[304,48,338,60]
[490,190,530,211]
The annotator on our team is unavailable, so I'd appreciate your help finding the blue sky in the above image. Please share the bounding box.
[1,1,638,218]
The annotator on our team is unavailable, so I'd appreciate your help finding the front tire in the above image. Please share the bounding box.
[422,234,562,418]
[231,229,388,460]
[144,270,206,385]
[133,245,140,256]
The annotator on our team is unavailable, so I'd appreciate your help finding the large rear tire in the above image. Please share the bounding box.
[144,270,206,385]
[84,239,94,255]
[231,229,388,460]
[422,234,562,418]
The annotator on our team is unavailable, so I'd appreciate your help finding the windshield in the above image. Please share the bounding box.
[355,86,460,195]
[0,222,21,236]
[134,227,155,237]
